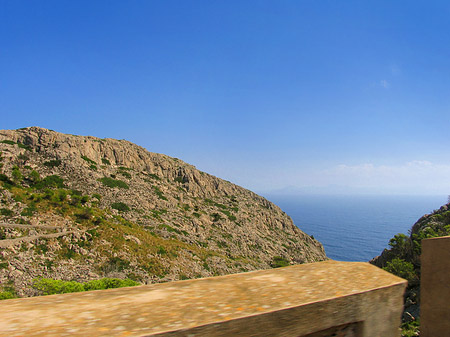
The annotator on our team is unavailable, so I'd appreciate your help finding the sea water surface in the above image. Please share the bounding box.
[265,194,447,262]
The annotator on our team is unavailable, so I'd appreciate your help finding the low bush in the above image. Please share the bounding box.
[147,173,160,180]
[81,156,96,165]
[111,202,130,212]
[17,154,29,161]
[92,193,102,200]
[83,278,139,291]
[76,208,93,221]
[43,160,62,168]
[0,208,13,216]
[28,170,40,184]
[119,171,131,179]
[17,143,32,151]
[33,175,65,189]
[211,213,221,222]
[0,173,14,187]
[98,177,129,189]
[21,205,37,216]
[32,277,139,295]
[160,224,181,234]
[0,291,15,300]
[383,258,417,283]
[32,278,84,295]
[12,166,22,183]
[271,256,290,268]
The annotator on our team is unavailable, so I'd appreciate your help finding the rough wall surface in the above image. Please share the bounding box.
[421,236,450,337]
[0,261,407,337]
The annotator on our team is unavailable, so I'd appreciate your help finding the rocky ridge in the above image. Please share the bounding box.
[0,127,326,297]
[371,202,450,326]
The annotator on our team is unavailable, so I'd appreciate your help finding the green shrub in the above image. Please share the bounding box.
[69,194,82,206]
[12,166,22,183]
[21,205,37,216]
[147,173,160,180]
[157,246,167,255]
[101,158,111,165]
[81,156,96,165]
[0,140,15,145]
[160,224,181,234]
[0,291,15,300]
[76,208,93,221]
[71,189,82,196]
[89,164,97,171]
[17,142,32,151]
[220,210,237,221]
[92,193,102,200]
[0,208,13,216]
[17,154,29,161]
[98,177,129,189]
[401,320,420,337]
[119,171,131,179]
[83,278,138,291]
[388,233,409,256]
[271,256,290,268]
[104,257,131,272]
[32,278,85,295]
[111,202,130,212]
[28,170,40,184]
[0,173,14,187]
[216,240,228,248]
[34,175,65,189]
[179,274,189,280]
[43,160,62,168]
[211,213,221,222]
[383,258,417,283]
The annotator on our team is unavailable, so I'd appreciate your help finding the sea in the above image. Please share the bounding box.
[264,194,447,262]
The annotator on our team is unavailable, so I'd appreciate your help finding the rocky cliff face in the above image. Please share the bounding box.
[0,127,326,297]
[371,202,450,324]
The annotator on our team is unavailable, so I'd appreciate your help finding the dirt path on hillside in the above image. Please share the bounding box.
[0,226,75,248]
[0,222,66,230]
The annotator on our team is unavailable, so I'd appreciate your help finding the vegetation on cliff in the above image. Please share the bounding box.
[371,202,450,336]
[0,127,326,298]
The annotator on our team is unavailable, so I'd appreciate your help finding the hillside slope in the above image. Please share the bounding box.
[0,127,326,297]
[371,202,450,327]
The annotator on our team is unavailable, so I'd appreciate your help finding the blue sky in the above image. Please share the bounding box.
[2,1,450,195]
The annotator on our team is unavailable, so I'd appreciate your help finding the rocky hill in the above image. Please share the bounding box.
[0,127,326,297]
[371,202,450,331]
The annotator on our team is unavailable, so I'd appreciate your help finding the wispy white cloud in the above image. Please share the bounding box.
[380,79,390,88]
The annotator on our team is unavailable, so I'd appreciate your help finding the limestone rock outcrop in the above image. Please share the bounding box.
[0,127,326,296]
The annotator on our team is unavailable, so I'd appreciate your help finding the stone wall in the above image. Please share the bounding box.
[421,235,450,337]
[0,260,406,337]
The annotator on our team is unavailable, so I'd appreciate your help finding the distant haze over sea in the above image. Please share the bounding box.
[264,194,447,262]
